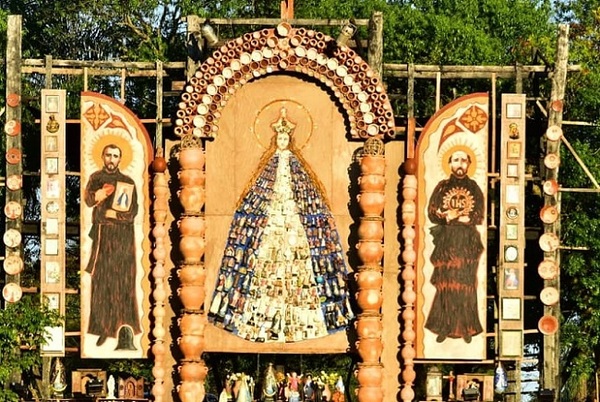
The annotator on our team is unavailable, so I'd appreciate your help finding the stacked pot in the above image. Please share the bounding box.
[399,158,418,402]
[151,151,169,402]
[354,137,385,402]
[176,134,208,402]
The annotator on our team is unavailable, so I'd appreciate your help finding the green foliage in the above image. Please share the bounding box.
[0,295,62,401]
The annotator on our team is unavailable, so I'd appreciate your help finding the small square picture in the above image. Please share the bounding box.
[506,224,518,240]
[502,298,521,320]
[45,95,59,113]
[45,218,59,235]
[45,157,59,174]
[44,293,60,310]
[501,330,522,357]
[506,184,520,204]
[45,136,58,152]
[45,261,60,284]
[45,238,59,255]
[506,103,522,119]
[46,177,60,199]
[507,163,519,178]
[507,142,522,159]
[504,268,519,290]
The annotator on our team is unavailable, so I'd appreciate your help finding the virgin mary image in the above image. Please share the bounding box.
[208,107,354,342]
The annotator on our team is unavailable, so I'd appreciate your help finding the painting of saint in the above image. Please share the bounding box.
[208,107,354,342]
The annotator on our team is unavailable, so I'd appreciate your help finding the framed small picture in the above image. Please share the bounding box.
[507,163,519,178]
[502,297,521,320]
[501,330,522,357]
[504,268,519,290]
[45,95,59,113]
[506,224,518,240]
[45,136,58,152]
[45,157,59,174]
[46,177,61,198]
[111,181,135,212]
[45,261,60,284]
[507,142,522,159]
[45,218,59,235]
[44,293,60,310]
[506,103,523,119]
[45,238,59,255]
[504,245,519,262]
[506,184,520,204]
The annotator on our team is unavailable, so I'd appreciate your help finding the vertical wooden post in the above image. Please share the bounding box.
[367,11,383,79]
[280,0,294,19]
[156,61,164,149]
[45,55,53,89]
[186,15,201,81]
[542,23,569,401]
[406,64,415,158]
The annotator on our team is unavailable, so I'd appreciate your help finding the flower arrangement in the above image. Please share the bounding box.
[315,371,341,389]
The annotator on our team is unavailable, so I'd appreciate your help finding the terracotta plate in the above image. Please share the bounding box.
[543,180,559,196]
[540,287,559,306]
[538,315,559,335]
[546,125,563,141]
[2,282,22,303]
[539,232,560,252]
[6,175,22,191]
[540,205,559,224]
[538,260,558,280]
[4,255,24,275]
[544,153,560,169]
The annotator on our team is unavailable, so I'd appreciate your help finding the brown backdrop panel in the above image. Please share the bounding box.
[204,74,358,353]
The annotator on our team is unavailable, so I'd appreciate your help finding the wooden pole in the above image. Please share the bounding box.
[280,0,294,19]
[542,23,569,401]
[367,11,383,79]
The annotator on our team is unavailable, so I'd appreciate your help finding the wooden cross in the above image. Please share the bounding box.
[281,0,294,19]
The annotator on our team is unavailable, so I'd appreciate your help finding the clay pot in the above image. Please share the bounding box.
[179,361,209,382]
[356,363,383,387]
[180,235,205,263]
[356,385,383,402]
[178,380,205,402]
[178,216,206,237]
[359,174,385,192]
[356,337,383,363]
[178,334,206,359]
[357,192,385,216]
[360,155,385,175]
[178,285,206,310]
[179,148,205,170]
[178,264,207,286]
[152,156,167,173]
[358,218,384,241]
[354,270,383,290]
[178,186,206,214]
[178,168,206,187]
[179,313,208,335]
[356,288,383,312]
[356,240,384,265]
[354,314,383,339]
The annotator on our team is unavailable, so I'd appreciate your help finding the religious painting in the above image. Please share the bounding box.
[415,93,489,359]
[207,106,354,343]
[80,92,152,358]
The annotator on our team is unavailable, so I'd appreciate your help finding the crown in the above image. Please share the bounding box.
[271,107,296,136]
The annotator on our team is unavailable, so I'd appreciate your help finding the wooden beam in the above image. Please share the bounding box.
[367,11,383,78]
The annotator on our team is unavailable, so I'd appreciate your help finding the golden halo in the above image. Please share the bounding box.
[91,134,133,171]
[441,145,478,177]
[252,99,314,149]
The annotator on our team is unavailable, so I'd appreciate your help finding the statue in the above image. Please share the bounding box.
[106,375,116,399]
[262,363,278,402]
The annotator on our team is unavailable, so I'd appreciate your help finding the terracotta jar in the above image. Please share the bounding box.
[357,191,385,216]
[360,155,385,175]
[356,288,383,312]
[179,313,208,335]
[178,285,206,310]
[178,334,205,360]
[180,235,205,263]
[356,337,383,363]
[179,361,209,382]
[356,385,383,402]
[178,380,205,402]
[356,363,383,387]
[354,314,383,339]
[179,147,205,170]
[178,264,207,286]
[358,218,384,240]
[354,270,383,290]
[358,174,385,192]
[178,216,206,237]
[178,168,206,187]
[178,186,206,214]
[356,240,384,264]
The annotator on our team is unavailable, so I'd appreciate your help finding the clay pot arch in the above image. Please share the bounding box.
[174,22,395,140]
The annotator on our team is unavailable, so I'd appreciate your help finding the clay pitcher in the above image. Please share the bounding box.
[178,380,205,402]
[357,217,384,240]
[178,264,207,286]
[355,288,383,312]
[178,285,206,310]
[178,168,206,187]
[354,314,383,339]
[179,361,209,382]
[356,240,384,264]
[179,235,206,263]
[355,363,383,387]
[179,147,205,170]
[178,334,205,360]
[356,337,383,363]
[178,216,206,237]
[178,186,206,214]
[356,385,383,402]
[358,174,386,192]
[354,270,383,290]
[357,191,385,216]
[360,155,385,175]
[179,313,208,335]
